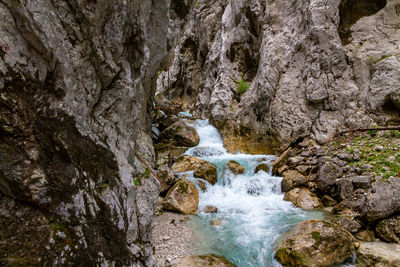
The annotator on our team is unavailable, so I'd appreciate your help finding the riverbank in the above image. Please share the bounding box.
[152,212,197,266]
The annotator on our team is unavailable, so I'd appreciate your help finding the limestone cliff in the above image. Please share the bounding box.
[0,0,169,265]
[158,0,400,152]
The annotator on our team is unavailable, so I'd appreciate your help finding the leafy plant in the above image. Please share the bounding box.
[235,74,249,95]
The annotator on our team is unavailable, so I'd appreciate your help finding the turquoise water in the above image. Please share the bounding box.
[180,120,326,266]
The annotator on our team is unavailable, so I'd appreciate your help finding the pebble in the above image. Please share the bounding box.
[152,212,196,266]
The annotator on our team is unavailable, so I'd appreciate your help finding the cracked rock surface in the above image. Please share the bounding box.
[0,0,169,265]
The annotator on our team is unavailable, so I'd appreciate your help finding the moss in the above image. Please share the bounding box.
[134,178,141,186]
[114,171,121,180]
[143,168,151,178]
[50,222,67,232]
[177,179,189,193]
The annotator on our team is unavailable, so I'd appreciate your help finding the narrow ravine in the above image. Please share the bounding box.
[176,119,326,266]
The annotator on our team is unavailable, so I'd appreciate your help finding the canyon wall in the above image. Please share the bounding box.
[159,0,400,152]
[0,0,169,265]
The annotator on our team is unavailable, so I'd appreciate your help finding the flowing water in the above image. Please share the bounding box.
[177,119,326,266]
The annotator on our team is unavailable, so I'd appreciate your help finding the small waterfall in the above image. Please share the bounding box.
[179,120,325,266]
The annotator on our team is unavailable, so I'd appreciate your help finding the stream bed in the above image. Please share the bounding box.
[177,119,326,266]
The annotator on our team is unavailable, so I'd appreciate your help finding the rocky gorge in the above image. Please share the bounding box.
[1,0,400,266]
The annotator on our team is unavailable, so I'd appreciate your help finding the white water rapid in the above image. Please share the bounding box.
[178,119,326,266]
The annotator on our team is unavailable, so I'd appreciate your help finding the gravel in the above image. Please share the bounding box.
[152,212,197,266]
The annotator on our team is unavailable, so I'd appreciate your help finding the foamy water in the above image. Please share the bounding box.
[179,119,326,266]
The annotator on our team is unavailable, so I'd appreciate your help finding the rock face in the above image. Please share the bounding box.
[275,220,354,267]
[164,178,199,215]
[171,254,236,267]
[158,0,400,152]
[284,188,322,210]
[0,1,169,265]
[356,242,400,267]
[172,155,218,184]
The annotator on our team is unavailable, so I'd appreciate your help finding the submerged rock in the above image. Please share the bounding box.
[164,179,199,215]
[275,220,354,267]
[226,160,245,175]
[171,254,236,267]
[356,242,400,267]
[211,219,223,226]
[284,188,322,210]
[172,155,218,184]
[203,205,218,213]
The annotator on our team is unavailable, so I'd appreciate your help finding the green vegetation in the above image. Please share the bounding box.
[114,171,121,180]
[134,178,141,186]
[332,130,400,180]
[235,74,249,95]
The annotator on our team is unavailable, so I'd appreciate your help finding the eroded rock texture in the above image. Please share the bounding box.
[158,0,400,152]
[0,0,169,265]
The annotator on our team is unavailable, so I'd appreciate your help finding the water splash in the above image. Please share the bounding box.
[181,120,325,266]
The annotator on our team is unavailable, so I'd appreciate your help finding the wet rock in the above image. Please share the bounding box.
[315,163,343,194]
[281,170,307,192]
[171,254,236,267]
[197,180,207,192]
[321,195,337,207]
[284,188,322,210]
[254,163,269,174]
[164,179,199,215]
[356,242,400,267]
[203,205,218,214]
[376,214,400,244]
[172,156,218,184]
[355,230,375,242]
[352,176,373,189]
[271,149,291,175]
[226,160,245,175]
[275,220,354,267]
[246,178,265,196]
[160,121,200,147]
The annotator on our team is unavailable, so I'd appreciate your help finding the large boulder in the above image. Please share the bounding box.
[275,220,354,267]
[357,242,400,267]
[163,178,199,215]
[357,177,400,222]
[281,170,308,192]
[160,121,200,147]
[171,254,236,267]
[226,160,245,175]
[376,214,400,243]
[283,188,322,210]
[172,156,218,184]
